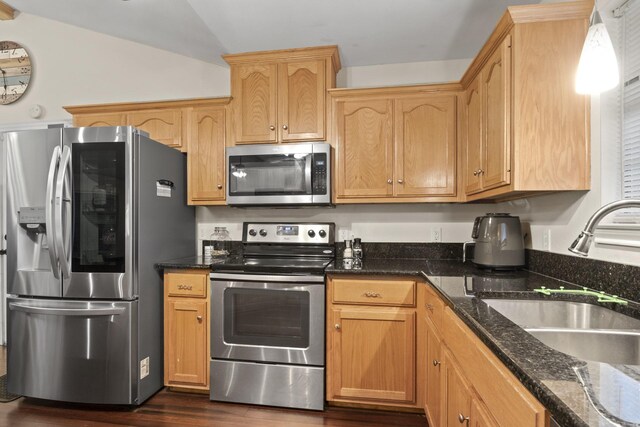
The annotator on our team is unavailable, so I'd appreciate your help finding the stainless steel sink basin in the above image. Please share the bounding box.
[525,329,640,365]
[482,299,640,365]
[482,299,640,330]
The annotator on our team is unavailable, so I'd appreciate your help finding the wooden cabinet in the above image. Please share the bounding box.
[326,276,418,408]
[330,86,460,203]
[416,282,547,427]
[164,269,210,391]
[65,97,231,205]
[461,3,591,201]
[464,37,511,196]
[224,46,340,145]
[187,105,227,205]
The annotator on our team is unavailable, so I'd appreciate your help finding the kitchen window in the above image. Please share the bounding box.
[602,0,640,224]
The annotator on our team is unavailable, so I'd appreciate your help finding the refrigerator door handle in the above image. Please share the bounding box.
[54,145,72,279]
[45,145,61,279]
[9,302,125,317]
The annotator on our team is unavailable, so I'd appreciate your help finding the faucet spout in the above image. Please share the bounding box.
[568,199,640,256]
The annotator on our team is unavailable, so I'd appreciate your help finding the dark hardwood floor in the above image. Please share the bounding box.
[0,389,427,427]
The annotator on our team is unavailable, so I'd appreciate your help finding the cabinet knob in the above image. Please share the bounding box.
[269,125,275,131]
[397,179,404,184]
[458,413,470,424]
[387,179,392,184]
[479,169,485,175]
[432,359,441,367]
[335,323,341,330]
[473,171,478,176]
[282,125,288,130]
[217,184,223,189]
[196,315,203,321]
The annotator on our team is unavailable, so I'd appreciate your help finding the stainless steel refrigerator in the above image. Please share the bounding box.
[4,126,195,405]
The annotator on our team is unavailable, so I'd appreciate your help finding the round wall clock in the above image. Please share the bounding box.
[0,41,32,105]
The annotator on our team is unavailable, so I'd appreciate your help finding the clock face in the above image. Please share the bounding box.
[0,41,32,105]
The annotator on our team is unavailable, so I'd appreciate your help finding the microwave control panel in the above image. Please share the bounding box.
[312,154,327,195]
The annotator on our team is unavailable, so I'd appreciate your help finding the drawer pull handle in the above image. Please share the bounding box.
[432,359,441,367]
[364,292,381,298]
[458,413,470,424]
[196,315,203,321]
[426,303,434,311]
[177,284,193,291]
[335,323,341,330]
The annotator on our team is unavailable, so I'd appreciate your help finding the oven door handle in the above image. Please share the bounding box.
[210,272,325,283]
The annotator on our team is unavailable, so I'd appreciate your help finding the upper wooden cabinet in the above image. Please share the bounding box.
[224,46,340,145]
[65,97,231,206]
[187,103,229,205]
[461,2,591,201]
[330,86,460,203]
[65,98,226,153]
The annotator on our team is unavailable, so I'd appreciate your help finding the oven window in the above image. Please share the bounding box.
[228,154,310,196]
[224,288,310,348]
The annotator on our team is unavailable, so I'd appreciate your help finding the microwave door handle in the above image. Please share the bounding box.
[54,146,72,279]
[305,154,313,194]
[45,146,61,279]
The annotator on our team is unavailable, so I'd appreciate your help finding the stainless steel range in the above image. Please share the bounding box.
[210,222,335,411]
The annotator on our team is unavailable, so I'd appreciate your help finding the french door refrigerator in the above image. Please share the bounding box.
[4,127,195,405]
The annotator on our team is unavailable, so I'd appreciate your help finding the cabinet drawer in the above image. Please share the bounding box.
[332,278,415,307]
[166,272,208,298]
[423,285,445,331]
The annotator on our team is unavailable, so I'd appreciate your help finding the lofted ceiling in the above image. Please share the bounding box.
[6,0,539,67]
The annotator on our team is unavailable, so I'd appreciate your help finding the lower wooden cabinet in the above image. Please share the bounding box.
[326,276,418,408]
[164,269,210,391]
[418,282,548,427]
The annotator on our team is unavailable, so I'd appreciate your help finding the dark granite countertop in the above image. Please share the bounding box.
[328,258,640,427]
[155,255,244,270]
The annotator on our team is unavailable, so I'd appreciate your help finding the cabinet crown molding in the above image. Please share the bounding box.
[0,1,15,20]
[223,45,341,72]
[460,0,592,88]
[328,83,463,99]
[64,97,231,115]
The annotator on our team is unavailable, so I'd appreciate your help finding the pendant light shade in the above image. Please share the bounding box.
[575,5,620,94]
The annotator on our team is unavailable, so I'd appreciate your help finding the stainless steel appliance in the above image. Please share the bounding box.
[463,213,525,269]
[210,222,335,410]
[226,143,331,206]
[4,127,195,405]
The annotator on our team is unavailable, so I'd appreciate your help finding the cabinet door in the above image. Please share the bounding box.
[128,109,183,149]
[444,350,472,427]
[73,113,126,128]
[464,76,483,195]
[482,36,511,191]
[329,308,415,403]
[187,107,226,204]
[335,99,394,198]
[470,397,499,427]
[425,318,443,427]
[165,298,208,388]
[278,60,325,142]
[231,63,278,144]
[394,95,456,197]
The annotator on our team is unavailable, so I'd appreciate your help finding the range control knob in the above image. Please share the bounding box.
[308,230,316,238]
[259,229,267,237]
[248,229,257,237]
[318,229,327,238]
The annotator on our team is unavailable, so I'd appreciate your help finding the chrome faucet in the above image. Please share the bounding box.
[568,199,640,256]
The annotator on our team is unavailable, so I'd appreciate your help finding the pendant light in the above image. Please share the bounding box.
[575,1,620,94]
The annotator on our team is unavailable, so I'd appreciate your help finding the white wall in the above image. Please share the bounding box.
[0,13,230,124]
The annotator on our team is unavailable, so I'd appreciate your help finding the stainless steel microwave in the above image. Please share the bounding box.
[226,142,331,206]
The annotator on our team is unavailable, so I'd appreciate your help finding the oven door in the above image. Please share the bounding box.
[226,143,330,205]
[211,273,325,366]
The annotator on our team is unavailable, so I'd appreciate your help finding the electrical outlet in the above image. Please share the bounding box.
[431,227,442,243]
[338,229,352,242]
[140,357,149,379]
[543,229,551,251]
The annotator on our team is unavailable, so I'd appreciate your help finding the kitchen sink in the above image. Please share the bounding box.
[482,299,640,365]
[525,329,640,365]
[482,299,640,330]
